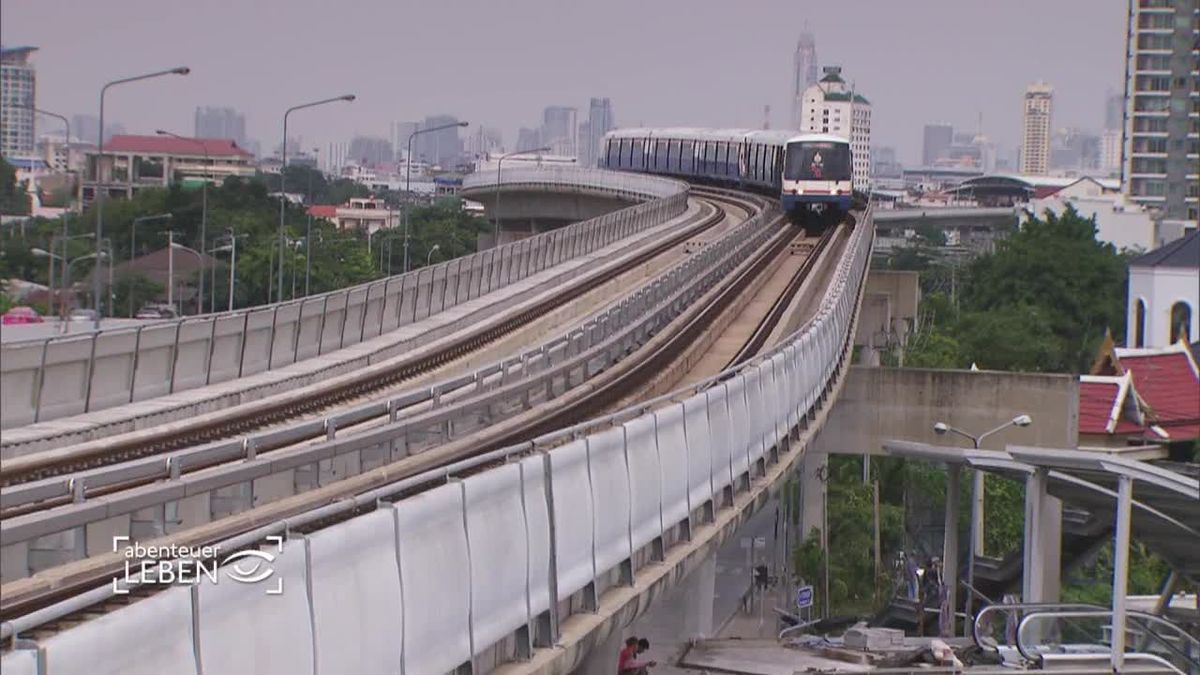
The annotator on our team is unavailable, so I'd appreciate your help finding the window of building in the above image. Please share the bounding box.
[1137,12,1174,29]
[1136,32,1173,50]
[1136,53,1172,71]
[1135,299,1147,348]
[1138,0,1172,7]
[1134,95,1170,112]
[1133,116,1169,132]
[1133,137,1168,153]
[1170,301,1192,343]
[1136,74,1172,92]
[1131,177,1167,196]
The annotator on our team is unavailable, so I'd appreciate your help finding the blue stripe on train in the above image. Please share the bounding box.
[782,194,852,212]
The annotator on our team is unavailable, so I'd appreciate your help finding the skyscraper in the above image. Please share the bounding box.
[922,124,953,166]
[193,106,246,145]
[579,97,615,167]
[1122,0,1199,223]
[416,115,463,167]
[790,32,818,130]
[1,46,37,158]
[798,67,871,190]
[1019,82,1053,175]
[346,136,394,167]
[391,121,418,160]
[541,106,577,157]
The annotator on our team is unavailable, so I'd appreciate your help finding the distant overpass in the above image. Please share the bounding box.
[873,206,1018,255]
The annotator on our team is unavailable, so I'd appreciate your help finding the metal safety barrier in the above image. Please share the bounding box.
[1,169,687,430]
[0,206,874,675]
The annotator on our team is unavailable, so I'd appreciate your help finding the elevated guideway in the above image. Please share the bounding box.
[0,169,688,452]
[0,201,878,673]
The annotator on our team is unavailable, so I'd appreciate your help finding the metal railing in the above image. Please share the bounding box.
[1,170,687,431]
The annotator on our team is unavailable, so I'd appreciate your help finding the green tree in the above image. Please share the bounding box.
[0,157,32,215]
[113,273,164,317]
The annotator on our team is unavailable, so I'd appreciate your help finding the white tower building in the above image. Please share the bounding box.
[798,67,871,191]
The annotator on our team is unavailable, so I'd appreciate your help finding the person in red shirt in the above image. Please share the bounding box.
[618,636,656,674]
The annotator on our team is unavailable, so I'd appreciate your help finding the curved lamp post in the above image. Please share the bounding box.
[404,121,468,274]
[278,95,355,303]
[493,146,551,245]
[95,66,190,328]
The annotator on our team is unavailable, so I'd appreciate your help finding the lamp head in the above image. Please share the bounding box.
[31,248,49,257]
[933,422,949,436]
[340,95,356,102]
[1012,414,1032,427]
[172,67,191,76]
[457,121,469,127]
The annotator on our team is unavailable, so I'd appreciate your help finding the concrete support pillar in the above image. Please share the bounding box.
[1111,474,1133,673]
[942,465,960,637]
[1021,468,1063,604]
[575,625,623,675]
[679,553,717,640]
[799,450,827,543]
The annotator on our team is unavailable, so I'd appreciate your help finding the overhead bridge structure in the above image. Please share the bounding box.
[0,167,876,675]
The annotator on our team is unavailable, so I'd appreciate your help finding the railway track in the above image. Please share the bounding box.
[0,191,751,490]
[0,195,855,625]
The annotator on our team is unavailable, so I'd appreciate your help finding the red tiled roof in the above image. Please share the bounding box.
[1079,375,1147,436]
[103,135,253,158]
[1117,349,1200,440]
[308,205,338,218]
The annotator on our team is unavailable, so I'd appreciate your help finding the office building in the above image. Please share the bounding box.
[81,134,255,205]
[391,121,418,160]
[346,136,393,168]
[541,106,577,157]
[579,97,615,167]
[798,66,871,190]
[415,114,463,167]
[193,106,246,146]
[464,126,503,157]
[1122,0,1199,223]
[790,31,818,130]
[1019,82,1053,175]
[922,124,953,166]
[1,46,37,158]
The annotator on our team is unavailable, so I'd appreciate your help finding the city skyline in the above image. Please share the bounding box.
[2,0,1125,166]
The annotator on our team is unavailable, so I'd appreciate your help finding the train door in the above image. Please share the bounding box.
[681,141,694,173]
[738,142,749,184]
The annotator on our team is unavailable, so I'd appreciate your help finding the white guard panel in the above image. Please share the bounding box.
[308,509,403,675]
[40,585,196,675]
[587,426,632,578]
[197,543,313,675]
[464,463,531,654]
[705,384,735,494]
[682,394,714,512]
[743,365,768,465]
[769,353,789,442]
[394,481,473,675]
[724,375,751,480]
[519,455,553,616]
[624,416,662,553]
[549,440,594,601]
[654,404,690,530]
[0,650,37,675]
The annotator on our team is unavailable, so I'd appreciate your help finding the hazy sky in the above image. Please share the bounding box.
[2,0,1126,164]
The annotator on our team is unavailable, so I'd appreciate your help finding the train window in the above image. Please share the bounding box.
[784,141,851,180]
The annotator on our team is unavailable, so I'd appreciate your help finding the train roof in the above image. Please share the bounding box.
[605,127,847,146]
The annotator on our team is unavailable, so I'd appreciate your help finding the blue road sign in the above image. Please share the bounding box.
[796,585,814,609]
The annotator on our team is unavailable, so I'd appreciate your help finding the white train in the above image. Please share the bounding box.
[602,128,857,232]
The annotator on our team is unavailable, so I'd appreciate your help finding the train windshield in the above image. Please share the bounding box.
[783,141,851,181]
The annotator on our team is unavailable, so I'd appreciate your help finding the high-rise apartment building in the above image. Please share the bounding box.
[798,67,871,190]
[1122,0,1199,223]
[790,32,818,130]
[922,124,953,166]
[579,97,615,167]
[193,106,246,146]
[346,136,393,167]
[416,115,464,167]
[391,122,418,160]
[1,46,37,158]
[1019,82,1053,175]
[541,106,577,157]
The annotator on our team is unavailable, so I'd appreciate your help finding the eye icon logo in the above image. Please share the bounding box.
[223,550,275,584]
[222,536,285,595]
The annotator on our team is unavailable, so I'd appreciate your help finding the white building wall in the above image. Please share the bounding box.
[799,79,871,191]
[1127,266,1199,348]
[1029,194,1158,252]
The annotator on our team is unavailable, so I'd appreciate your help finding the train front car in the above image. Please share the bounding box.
[780,134,853,232]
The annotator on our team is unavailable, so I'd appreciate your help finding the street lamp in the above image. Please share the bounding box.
[494,146,551,245]
[305,147,319,297]
[426,243,440,267]
[42,233,93,329]
[128,213,173,317]
[933,413,1032,630]
[209,228,241,312]
[279,95,355,303]
[35,108,74,323]
[168,239,204,314]
[156,130,210,314]
[94,66,190,328]
[404,120,468,274]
